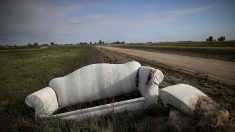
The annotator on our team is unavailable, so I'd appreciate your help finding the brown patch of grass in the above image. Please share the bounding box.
[193,96,235,132]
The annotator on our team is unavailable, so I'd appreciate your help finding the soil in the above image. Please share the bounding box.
[117,45,235,61]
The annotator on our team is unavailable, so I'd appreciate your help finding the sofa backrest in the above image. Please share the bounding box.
[49,61,141,107]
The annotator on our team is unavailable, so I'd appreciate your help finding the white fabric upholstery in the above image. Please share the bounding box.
[138,66,164,107]
[25,61,166,117]
[138,66,164,97]
[25,87,58,117]
[159,84,208,114]
[49,61,141,107]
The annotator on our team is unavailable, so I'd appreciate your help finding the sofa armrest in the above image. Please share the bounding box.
[138,66,164,108]
[25,87,58,117]
[138,66,164,98]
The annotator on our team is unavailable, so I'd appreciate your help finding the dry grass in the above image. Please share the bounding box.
[193,96,234,132]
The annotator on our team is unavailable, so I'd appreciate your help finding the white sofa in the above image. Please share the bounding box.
[25,61,164,119]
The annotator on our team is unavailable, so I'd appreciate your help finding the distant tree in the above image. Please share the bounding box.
[90,42,92,45]
[27,43,32,46]
[217,36,225,41]
[99,40,103,44]
[80,42,88,45]
[50,42,55,45]
[121,41,125,44]
[206,36,213,42]
[34,42,38,46]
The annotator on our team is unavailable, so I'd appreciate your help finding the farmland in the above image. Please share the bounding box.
[0,45,234,131]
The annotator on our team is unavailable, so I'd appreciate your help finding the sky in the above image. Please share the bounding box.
[0,0,235,45]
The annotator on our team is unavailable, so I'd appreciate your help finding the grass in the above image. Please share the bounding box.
[0,46,107,131]
[193,96,235,132]
[0,46,86,111]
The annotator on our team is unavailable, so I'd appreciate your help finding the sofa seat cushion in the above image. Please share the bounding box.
[159,84,208,114]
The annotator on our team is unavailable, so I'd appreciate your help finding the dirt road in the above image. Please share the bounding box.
[99,46,235,84]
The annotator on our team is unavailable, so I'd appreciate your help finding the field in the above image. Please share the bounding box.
[0,45,234,131]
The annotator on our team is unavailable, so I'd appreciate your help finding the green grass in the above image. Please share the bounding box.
[0,46,97,131]
[0,46,86,110]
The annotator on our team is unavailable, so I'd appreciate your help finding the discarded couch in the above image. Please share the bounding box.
[25,61,164,119]
[26,61,222,120]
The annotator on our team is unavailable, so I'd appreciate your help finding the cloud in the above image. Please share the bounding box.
[0,0,212,44]
[167,6,211,15]
[76,6,211,30]
[0,0,82,44]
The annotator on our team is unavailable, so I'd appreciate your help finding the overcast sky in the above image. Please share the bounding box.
[0,0,235,45]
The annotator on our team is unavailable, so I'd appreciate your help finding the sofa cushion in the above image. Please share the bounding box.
[159,84,208,114]
[49,61,141,107]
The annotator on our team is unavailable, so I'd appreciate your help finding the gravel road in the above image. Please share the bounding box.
[99,46,235,84]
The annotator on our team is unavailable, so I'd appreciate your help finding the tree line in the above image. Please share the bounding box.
[206,36,225,42]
